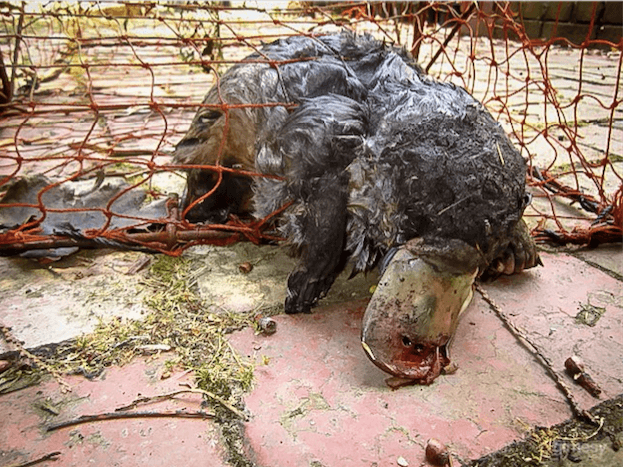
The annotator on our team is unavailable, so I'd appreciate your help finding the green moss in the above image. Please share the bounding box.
[0,251,258,437]
[17,253,258,465]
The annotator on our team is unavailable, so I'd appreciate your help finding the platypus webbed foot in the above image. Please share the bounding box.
[283,175,349,314]
[285,268,342,314]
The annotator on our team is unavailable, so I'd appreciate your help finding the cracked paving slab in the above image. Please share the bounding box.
[0,356,229,467]
[0,244,621,466]
[229,251,623,466]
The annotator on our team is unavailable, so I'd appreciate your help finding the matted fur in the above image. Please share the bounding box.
[174,32,537,314]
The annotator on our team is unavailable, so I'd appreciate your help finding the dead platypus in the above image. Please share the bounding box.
[174,32,541,385]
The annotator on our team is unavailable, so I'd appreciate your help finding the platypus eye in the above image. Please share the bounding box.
[198,110,222,125]
[401,335,412,347]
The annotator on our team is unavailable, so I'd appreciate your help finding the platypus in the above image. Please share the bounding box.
[174,32,541,385]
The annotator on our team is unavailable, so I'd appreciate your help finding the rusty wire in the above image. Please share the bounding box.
[0,1,621,257]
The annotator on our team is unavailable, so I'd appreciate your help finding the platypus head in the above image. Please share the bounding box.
[361,238,481,385]
[173,104,258,223]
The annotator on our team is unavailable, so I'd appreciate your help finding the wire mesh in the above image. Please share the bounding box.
[0,1,621,258]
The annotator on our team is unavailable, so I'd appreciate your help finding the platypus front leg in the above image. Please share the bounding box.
[284,173,349,314]
[484,219,542,278]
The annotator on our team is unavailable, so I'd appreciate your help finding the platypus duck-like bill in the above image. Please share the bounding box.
[361,238,480,386]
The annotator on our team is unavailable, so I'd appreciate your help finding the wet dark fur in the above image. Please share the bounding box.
[174,33,416,222]
[174,32,537,314]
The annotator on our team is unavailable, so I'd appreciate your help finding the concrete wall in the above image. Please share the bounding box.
[311,1,621,47]
[513,1,622,45]
[463,1,622,46]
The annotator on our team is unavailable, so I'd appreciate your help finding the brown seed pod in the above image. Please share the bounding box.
[425,438,450,466]
[239,262,253,273]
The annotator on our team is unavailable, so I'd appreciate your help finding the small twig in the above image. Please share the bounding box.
[565,355,602,397]
[437,195,471,216]
[425,3,477,73]
[8,2,25,102]
[496,142,505,166]
[475,284,598,425]
[5,451,61,467]
[115,388,248,421]
[46,410,214,432]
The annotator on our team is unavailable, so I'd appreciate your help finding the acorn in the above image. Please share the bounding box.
[425,438,450,466]
[256,316,277,335]
[239,262,253,274]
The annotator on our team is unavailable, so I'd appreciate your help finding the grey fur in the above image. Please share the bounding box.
[174,32,538,314]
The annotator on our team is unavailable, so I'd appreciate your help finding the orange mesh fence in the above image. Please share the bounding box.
[0,1,621,259]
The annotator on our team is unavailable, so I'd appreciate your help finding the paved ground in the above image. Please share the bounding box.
[0,242,621,467]
[1,4,622,467]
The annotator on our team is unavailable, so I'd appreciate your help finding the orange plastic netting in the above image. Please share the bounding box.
[0,1,621,257]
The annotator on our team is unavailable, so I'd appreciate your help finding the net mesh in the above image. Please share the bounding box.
[1,1,621,258]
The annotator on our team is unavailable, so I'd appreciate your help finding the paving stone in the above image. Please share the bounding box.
[0,356,229,467]
[190,243,378,314]
[518,2,548,20]
[542,2,575,22]
[1,10,621,467]
[0,250,152,355]
[596,24,623,44]
[542,21,596,44]
[229,252,623,466]
[573,2,605,24]
[573,244,623,280]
